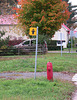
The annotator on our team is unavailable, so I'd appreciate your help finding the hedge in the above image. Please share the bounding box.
[47,40,63,50]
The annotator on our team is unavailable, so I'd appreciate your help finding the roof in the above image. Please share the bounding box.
[62,23,70,31]
[0,15,17,25]
[74,28,77,33]
[62,23,77,34]
[74,31,77,34]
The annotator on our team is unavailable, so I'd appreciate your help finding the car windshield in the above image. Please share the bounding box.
[31,40,36,45]
[23,41,30,45]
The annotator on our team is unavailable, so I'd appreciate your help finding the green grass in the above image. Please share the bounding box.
[64,47,77,51]
[0,53,77,73]
[0,54,76,100]
[0,77,75,100]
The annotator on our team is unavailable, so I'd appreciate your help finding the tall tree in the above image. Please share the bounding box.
[67,4,77,23]
[15,0,70,37]
[0,0,17,15]
[62,0,77,28]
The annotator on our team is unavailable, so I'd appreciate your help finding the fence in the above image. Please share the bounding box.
[0,46,47,56]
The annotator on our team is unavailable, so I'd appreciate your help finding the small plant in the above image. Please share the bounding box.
[0,31,5,38]
[0,45,8,49]
[0,31,9,49]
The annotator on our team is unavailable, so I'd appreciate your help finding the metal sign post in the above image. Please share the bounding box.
[70,30,73,53]
[60,33,62,56]
[34,26,38,79]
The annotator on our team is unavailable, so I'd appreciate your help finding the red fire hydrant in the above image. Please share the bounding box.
[47,61,53,81]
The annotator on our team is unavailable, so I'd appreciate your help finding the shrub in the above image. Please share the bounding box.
[0,31,9,49]
[8,39,23,46]
[0,45,8,49]
[67,38,74,48]
[47,40,63,50]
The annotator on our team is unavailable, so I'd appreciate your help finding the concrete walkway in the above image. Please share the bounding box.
[72,74,77,100]
[0,72,73,81]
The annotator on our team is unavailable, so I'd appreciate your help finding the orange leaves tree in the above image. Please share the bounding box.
[17,0,70,37]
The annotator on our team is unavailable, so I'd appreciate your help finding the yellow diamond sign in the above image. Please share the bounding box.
[29,27,37,36]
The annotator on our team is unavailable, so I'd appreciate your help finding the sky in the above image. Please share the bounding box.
[69,0,77,5]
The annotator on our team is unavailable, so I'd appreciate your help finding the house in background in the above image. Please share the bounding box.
[0,14,77,48]
[0,15,28,40]
[73,28,77,38]
[52,23,70,48]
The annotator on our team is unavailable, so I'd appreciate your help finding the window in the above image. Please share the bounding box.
[57,40,65,44]
[31,40,36,45]
[23,41,30,45]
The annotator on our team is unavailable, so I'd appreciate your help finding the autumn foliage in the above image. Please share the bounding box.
[14,0,70,37]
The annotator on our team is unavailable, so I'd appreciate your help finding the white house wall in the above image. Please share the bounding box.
[61,27,69,48]
[0,25,28,40]
[52,27,69,48]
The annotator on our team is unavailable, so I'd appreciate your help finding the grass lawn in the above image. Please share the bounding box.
[64,47,77,51]
[0,53,76,100]
[0,53,77,73]
[0,77,75,100]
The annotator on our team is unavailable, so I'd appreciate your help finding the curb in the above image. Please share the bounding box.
[72,74,77,100]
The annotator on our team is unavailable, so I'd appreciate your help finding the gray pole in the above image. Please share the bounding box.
[34,26,38,79]
[60,33,62,56]
[70,30,73,53]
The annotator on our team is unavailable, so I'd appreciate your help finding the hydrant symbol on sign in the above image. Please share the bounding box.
[47,62,53,81]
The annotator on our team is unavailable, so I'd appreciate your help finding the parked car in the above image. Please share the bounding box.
[13,39,48,54]
[13,39,36,48]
